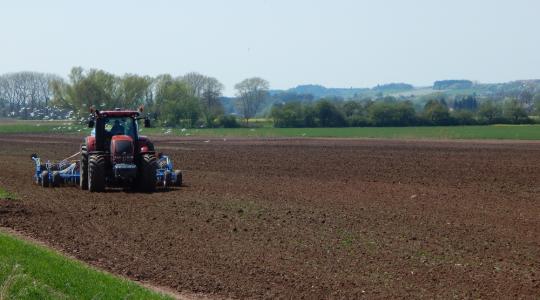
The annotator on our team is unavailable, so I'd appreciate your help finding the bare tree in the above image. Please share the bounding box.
[181,72,207,98]
[200,77,224,126]
[181,72,225,126]
[117,74,153,108]
[234,77,269,124]
[0,72,61,118]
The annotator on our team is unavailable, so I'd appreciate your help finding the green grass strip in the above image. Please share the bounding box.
[0,232,171,299]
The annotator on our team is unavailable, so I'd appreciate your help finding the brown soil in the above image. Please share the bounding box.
[0,134,539,299]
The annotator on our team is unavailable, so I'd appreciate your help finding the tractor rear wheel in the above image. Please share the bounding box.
[80,149,88,190]
[174,170,182,187]
[88,155,106,192]
[139,154,157,193]
[41,171,49,188]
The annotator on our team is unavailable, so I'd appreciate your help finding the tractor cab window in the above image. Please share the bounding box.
[103,117,136,139]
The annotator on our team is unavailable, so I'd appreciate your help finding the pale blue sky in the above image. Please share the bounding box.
[1,0,539,95]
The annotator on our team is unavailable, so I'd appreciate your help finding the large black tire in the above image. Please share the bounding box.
[174,170,182,187]
[41,171,50,188]
[80,148,88,190]
[88,155,106,193]
[51,171,62,187]
[139,154,157,193]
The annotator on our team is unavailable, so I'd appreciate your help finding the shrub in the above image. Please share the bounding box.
[217,115,240,128]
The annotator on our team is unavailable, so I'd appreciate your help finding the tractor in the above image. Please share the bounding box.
[78,108,181,192]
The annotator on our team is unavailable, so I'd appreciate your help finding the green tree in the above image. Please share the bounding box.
[368,101,416,126]
[533,94,540,115]
[315,100,346,127]
[342,100,363,117]
[477,100,502,123]
[51,67,154,118]
[451,110,476,125]
[271,102,305,127]
[51,67,119,116]
[519,90,534,112]
[503,98,528,123]
[159,80,200,127]
[342,100,368,126]
[423,99,451,125]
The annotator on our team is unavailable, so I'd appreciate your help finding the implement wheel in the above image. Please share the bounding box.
[51,171,62,187]
[162,170,171,188]
[174,170,182,187]
[41,171,49,188]
[88,154,106,193]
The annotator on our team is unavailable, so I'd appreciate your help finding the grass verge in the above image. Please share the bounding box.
[0,231,170,299]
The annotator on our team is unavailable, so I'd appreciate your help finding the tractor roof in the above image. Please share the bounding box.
[95,110,140,118]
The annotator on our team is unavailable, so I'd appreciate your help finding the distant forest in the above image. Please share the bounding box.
[1,68,540,128]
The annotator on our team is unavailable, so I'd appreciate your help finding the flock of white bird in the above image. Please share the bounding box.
[9,106,76,121]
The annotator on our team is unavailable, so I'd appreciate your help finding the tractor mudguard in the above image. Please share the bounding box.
[85,136,96,152]
[138,136,155,153]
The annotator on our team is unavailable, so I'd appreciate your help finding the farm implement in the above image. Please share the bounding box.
[32,108,182,192]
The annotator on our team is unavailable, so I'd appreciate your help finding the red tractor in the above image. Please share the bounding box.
[80,108,177,192]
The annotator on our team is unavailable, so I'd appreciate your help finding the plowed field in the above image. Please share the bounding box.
[0,134,539,298]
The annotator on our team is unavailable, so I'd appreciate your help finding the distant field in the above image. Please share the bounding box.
[2,119,540,140]
[0,231,169,299]
[163,125,540,140]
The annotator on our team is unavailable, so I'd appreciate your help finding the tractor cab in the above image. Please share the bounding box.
[87,109,148,153]
[91,117,136,137]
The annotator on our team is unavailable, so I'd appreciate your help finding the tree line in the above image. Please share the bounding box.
[50,68,271,127]
[0,68,270,128]
[1,68,540,128]
[270,95,537,128]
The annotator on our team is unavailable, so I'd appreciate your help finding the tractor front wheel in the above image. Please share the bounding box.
[88,155,106,192]
[139,154,157,193]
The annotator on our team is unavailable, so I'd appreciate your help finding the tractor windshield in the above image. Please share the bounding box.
[103,117,137,139]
